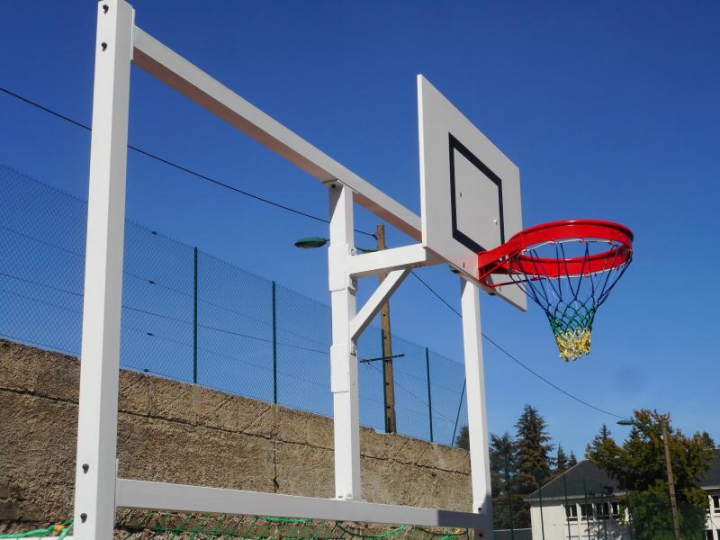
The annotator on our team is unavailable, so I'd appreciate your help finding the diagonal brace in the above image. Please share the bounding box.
[350,268,410,341]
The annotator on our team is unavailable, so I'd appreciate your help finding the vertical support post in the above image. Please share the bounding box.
[505,455,514,540]
[73,1,134,539]
[328,184,362,501]
[626,491,635,540]
[381,329,388,432]
[377,224,397,434]
[451,379,466,446]
[563,473,572,540]
[583,479,591,540]
[662,423,681,540]
[193,246,198,385]
[460,278,492,538]
[601,488,608,540]
[272,280,278,404]
[425,347,434,443]
[538,482,546,540]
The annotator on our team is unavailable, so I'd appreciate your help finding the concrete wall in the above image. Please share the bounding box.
[0,339,471,525]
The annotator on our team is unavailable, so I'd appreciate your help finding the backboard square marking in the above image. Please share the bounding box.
[448,133,505,255]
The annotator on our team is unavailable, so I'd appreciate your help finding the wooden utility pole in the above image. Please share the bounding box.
[662,422,681,540]
[376,224,397,433]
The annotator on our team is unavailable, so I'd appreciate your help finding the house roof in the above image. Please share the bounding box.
[702,449,720,488]
[526,449,720,502]
[525,460,620,502]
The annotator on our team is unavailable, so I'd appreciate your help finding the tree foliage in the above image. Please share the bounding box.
[585,423,612,459]
[555,444,569,474]
[515,405,554,488]
[587,409,715,540]
[455,425,470,451]
[455,405,564,530]
[489,432,522,530]
[513,405,554,527]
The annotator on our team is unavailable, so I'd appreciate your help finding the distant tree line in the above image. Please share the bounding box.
[456,407,716,537]
[455,404,577,529]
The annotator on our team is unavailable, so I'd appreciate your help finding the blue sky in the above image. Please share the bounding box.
[1,1,719,457]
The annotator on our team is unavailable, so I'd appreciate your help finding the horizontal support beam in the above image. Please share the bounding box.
[350,268,410,341]
[131,27,422,240]
[348,244,441,278]
[116,479,488,531]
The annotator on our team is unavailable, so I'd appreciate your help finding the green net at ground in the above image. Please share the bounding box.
[0,513,469,540]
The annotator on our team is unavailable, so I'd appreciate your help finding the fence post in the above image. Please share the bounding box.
[451,379,466,446]
[601,487,608,540]
[505,454,515,540]
[583,479,591,540]
[539,481,546,540]
[425,348,434,443]
[193,246,198,384]
[626,492,635,540]
[563,472,572,540]
[272,280,278,404]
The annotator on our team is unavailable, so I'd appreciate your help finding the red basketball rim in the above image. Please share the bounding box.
[478,219,634,281]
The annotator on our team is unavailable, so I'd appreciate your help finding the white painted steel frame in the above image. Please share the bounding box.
[460,280,493,520]
[73,1,134,539]
[116,479,490,530]
[328,185,362,500]
[74,0,496,538]
[350,268,410,341]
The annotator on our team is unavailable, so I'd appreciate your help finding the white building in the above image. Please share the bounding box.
[525,451,720,540]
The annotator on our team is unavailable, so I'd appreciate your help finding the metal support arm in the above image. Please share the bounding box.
[350,268,410,341]
[348,243,440,278]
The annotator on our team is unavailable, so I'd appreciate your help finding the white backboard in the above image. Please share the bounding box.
[418,75,526,310]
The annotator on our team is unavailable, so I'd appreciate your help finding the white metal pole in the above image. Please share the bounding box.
[73,1,134,539]
[460,278,493,539]
[328,184,363,500]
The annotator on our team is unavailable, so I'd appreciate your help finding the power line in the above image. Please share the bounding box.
[410,272,625,420]
[411,272,461,317]
[0,86,376,239]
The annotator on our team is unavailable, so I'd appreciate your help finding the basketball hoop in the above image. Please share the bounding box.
[478,220,634,361]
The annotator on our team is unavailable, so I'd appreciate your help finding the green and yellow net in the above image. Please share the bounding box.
[507,239,631,362]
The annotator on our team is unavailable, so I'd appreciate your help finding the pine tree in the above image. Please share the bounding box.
[489,433,519,530]
[455,425,470,451]
[513,405,554,528]
[568,451,578,467]
[588,410,716,540]
[585,423,612,458]
[556,444,569,473]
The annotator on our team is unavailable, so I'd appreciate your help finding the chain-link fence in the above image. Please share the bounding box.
[0,164,468,445]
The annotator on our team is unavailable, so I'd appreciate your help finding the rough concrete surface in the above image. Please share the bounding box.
[0,339,471,532]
